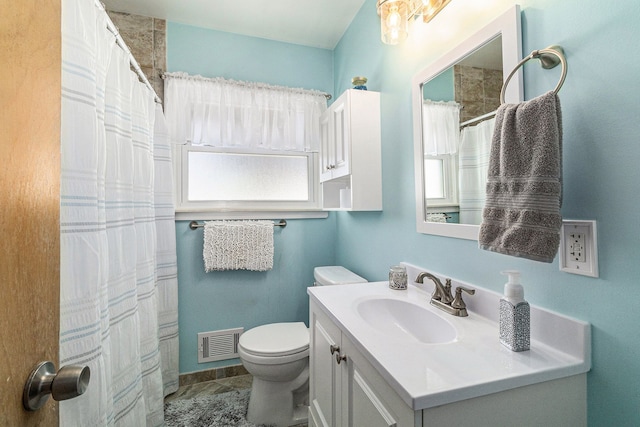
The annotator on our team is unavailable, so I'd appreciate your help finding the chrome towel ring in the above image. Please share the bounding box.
[500,45,567,104]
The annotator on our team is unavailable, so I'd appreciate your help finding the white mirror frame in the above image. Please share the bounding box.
[412,5,524,240]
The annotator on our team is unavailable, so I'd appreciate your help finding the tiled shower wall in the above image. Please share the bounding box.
[106,11,166,102]
[454,65,502,123]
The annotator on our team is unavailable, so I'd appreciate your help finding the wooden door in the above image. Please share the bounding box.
[0,0,61,425]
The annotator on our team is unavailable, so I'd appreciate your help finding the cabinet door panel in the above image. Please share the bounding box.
[331,100,350,179]
[311,301,416,427]
[310,310,342,427]
[349,366,398,427]
[319,111,332,183]
[342,333,417,427]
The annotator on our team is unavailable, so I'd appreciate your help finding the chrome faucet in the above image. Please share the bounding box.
[415,272,475,317]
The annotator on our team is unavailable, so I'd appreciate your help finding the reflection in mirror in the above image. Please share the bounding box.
[421,36,501,226]
[412,5,523,240]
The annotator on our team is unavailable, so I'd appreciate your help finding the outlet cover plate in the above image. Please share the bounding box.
[559,220,599,278]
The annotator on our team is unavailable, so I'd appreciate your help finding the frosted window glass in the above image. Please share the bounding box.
[188,152,309,201]
[424,158,445,199]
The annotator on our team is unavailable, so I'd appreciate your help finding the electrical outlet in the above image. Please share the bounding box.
[559,220,598,277]
[568,231,585,262]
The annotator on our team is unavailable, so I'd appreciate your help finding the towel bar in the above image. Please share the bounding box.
[500,45,567,104]
[189,220,287,230]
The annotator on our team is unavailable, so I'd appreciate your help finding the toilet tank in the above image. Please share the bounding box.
[313,266,367,286]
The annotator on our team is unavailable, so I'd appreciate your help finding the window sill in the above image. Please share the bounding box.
[175,210,329,221]
[426,205,460,213]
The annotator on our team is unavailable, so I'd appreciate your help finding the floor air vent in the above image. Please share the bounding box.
[198,327,244,363]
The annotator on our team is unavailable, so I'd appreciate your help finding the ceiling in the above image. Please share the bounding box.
[102,0,368,50]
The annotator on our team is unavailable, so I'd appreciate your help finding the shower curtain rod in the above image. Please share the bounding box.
[95,0,162,104]
[460,110,496,129]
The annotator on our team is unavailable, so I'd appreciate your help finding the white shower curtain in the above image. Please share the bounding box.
[458,117,496,225]
[154,105,180,397]
[60,0,178,425]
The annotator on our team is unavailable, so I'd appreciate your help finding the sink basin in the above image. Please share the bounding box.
[356,298,457,344]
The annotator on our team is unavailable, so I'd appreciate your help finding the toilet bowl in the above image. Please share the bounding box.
[238,266,367,427]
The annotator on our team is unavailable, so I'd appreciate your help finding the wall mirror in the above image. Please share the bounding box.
[412,5,523,240]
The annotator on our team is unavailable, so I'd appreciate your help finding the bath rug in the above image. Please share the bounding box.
[164,389,273,427]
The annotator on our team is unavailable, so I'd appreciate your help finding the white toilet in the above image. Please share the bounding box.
[238,266,367,427]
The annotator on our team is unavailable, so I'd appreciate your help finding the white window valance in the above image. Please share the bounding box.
[422,100,461,156]
[164,72,327,152]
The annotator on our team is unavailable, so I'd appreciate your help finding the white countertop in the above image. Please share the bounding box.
[307,265,591,411]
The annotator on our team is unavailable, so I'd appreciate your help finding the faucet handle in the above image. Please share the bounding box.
[433,278,454,304]
[451,286,475,310]
[443,279,454,303]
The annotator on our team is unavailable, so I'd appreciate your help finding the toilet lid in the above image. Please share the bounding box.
[239,322,309,357]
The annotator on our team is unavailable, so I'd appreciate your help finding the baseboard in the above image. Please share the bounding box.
[179,364,249,387]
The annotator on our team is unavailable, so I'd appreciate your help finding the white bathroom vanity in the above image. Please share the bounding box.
[307,263,590,427]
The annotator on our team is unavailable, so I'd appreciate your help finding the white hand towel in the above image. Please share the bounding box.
[203,220,274,272]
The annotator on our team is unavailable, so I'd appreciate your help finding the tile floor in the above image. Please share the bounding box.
[164,374,254,403]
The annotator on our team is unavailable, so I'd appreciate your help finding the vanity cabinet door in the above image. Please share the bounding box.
[309,304,344,427]
[310,301,420,427]
[342,336,419,427]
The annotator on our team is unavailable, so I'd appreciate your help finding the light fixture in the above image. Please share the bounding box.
[420,0,452,23]
[376,0,452,45]
[376,0,412,45]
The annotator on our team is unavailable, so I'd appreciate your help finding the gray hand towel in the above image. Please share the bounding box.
[479,91,562,263]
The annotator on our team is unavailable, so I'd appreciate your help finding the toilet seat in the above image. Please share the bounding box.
[239,322,309,364]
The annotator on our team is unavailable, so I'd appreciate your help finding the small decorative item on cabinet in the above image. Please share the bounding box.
[352,76,368,90]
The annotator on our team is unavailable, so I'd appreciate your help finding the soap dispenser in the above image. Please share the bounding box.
[499,270,530,352]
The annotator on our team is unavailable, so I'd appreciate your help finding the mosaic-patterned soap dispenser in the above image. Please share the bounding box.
[499,270,530,352]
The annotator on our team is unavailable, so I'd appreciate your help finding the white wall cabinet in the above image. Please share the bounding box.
[320,89,382,211]
[309,299,587,427]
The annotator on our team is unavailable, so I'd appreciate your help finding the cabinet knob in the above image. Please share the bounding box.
[330,344,340,355]
[336,353,347,364]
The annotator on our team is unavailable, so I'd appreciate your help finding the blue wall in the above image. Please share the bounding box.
[422,67,454,102]
[173,219,335,372]
[168,0,640,424]
[333,0,640,426]
[168,22,334,93]
[167,23,337,374]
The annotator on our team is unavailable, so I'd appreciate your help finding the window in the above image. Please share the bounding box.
[175,145,320,212]
[163,73,328,217]
[424,154,458,209]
